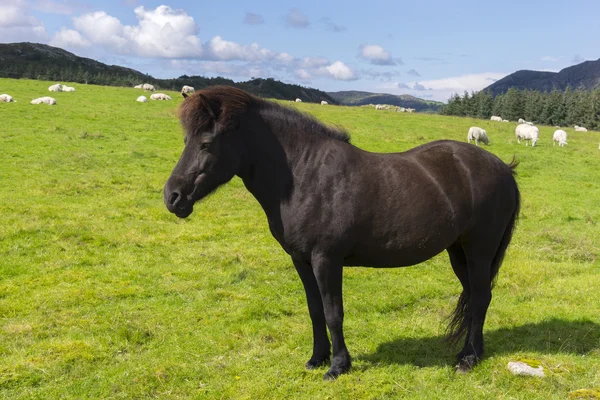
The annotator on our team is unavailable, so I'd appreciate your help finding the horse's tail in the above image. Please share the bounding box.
[490,160,520,287]
[446,160,520,344]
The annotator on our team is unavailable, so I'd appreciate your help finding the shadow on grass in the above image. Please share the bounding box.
[357,318,600,368]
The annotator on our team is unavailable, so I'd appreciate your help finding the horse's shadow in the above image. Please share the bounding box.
[357,318,600,368]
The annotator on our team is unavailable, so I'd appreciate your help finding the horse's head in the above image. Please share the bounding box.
[164,88,248,218]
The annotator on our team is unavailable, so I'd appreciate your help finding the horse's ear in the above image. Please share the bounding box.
[182,92,188,99]
[197,93,219,120]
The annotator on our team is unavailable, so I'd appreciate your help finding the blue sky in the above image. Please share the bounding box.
[1,0,599,101]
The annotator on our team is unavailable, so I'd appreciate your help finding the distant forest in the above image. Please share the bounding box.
[441,87,600,129]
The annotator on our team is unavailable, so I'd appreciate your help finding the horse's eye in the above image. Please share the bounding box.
[200,142,211,150]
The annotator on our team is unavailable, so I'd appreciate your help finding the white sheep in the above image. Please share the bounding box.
[0,94,15,102]
[321,101,328,105]
[515,123,539,146]
[62,86,75,92]
[142,83,156,92]
[375,104,385,110]
[134,84,143,89]
[136,95,148,103]
[467,127,489,146]
[31,96,56,105]
[575,125,588,132]
[181,85,195,94]
[502,119,509,122]
[48,84,62,92]
[150,93,172,101]
[490,115,503,122]
[295,98,302,102]
[553,129,567,147]
[406,108,415,113]
[518,118,525,124]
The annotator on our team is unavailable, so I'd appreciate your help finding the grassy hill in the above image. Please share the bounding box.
[1,78,599,399]
[485,59,600,96]
[0,42,336,104]
[328,90,444,112]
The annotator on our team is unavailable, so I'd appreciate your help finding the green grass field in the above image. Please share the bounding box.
[1,78,599,399]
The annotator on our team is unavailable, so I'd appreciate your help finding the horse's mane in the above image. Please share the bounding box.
[178,85,350,143]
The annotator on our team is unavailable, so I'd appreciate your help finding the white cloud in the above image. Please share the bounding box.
[285,8,309,28]
[324,61,357,80]
[0,2,47,43]
[381,72,507,102]
[205,36,274,61]
[358,44,397,66]
[49,27,90,48]
[293,61,358,82]
[72,6,203,57]
[299,56,330,68]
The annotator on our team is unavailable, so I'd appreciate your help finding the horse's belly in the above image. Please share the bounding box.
[343,241,449,268]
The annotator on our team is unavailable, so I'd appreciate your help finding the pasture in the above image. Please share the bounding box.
[1,78,599,399]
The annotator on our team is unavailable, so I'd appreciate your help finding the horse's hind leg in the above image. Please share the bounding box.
[292,257,331,369]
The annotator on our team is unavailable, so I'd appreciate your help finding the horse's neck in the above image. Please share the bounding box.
[237,113,328,218]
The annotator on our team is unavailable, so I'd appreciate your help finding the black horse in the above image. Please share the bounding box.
[164,86,520,380]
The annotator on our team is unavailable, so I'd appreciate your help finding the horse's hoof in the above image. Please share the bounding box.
[455,355,478,374]
[305,356,329,370]
[323,364,351,380]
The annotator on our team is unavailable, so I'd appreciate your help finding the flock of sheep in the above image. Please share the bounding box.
[0,83,77,105]
[0,83,197,106]
[295,98,329,105]
[468,116,596,149]
[133,83,195,103]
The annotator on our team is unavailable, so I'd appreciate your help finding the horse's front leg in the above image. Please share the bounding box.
[312,254,351,380]
[292,257,331,369]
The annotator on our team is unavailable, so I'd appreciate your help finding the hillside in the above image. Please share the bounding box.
[328,90,443,112]
[0,42,336,104]
[485,58,600,95]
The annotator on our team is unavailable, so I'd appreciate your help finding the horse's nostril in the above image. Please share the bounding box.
[169,192,181,207]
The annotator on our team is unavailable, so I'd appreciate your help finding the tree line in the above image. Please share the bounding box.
[440,87,600,129]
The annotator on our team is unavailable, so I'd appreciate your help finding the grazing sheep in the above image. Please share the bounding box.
[467,127,489,146]
[515,123,539,146]
[553,129,568,146]
[142,83,156,92]
[31,96,56,105]
[502,119,509,122]
[490,115,503,122]
[134,84,143,89]
[181,85,195,94]
[150,93,172,101]
[321,101,328,105]
[518,118,525,124]
[375,104,385,110]
[575,125,588,132]
[397,107,406,112]
[136,95,148,103]
[0,94,15,102]
[406,108,415,113]
[62,86,75,92]
[295,98,302,102]
[48,84,63,92]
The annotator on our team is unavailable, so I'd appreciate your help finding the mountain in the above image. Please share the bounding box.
[0,42,336,104]
[328,90,444,113]
[485,59,600,96]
